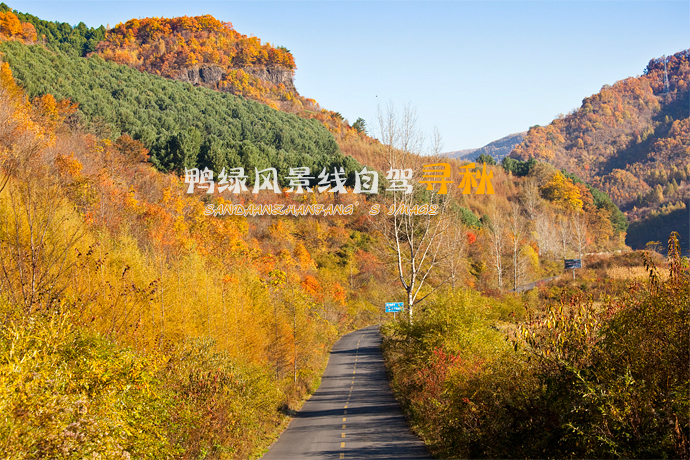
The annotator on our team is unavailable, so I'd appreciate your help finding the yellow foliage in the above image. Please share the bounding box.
[0,54,387,457]
[539,172,583,211]
[293,242,314,271]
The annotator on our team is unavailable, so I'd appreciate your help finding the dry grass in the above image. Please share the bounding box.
[606,266,670,280]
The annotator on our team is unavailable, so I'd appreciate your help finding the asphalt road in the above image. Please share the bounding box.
[261,325,432,460]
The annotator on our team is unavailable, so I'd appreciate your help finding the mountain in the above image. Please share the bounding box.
[445,132,526,162]
[0,3,364,143]
[444,148,477,159]
[509,50,690,248]
[90,14,365,139]
[92,15,298,110]
[0,39,359,180]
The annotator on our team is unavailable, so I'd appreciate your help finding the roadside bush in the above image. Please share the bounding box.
[383,234,689,458]
[162,338,285,460]
[0,303,176,459]
[382,289,520,456]
[0,302,291,460]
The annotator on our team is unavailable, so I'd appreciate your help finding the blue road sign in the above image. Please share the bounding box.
[385,302,403,313]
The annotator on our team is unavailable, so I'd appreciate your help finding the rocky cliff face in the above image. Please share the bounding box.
[243,66,296,93]
[176,65,224,85]
[175,65,296,93]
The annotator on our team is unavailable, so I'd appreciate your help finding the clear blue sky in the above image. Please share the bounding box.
[8,1,689,151]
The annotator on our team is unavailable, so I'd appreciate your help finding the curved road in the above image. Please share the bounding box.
[262,325,432,460]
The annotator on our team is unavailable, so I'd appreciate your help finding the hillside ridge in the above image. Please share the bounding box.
[445,131,527,162]
[509,49,690,248]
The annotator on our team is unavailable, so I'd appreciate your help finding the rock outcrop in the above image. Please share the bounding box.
[176,65,224,85]
[176,64,296,93]
[243,66,296,93]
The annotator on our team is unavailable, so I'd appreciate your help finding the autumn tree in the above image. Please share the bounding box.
[507,202,526,290]
[556,214,572,260]
[571,211,589,262]
[485,204,507,290]
[521,178,542,221]
[444,223,469,289]
[540,171,583,211]
[352,117,366,134]
[0,64,83,312]
[0,10,37,42]
[534,209,558,257]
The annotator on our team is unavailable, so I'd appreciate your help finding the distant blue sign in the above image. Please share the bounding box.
[385,302,403,313]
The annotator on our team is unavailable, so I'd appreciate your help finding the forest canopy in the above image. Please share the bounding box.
[0,39,359,181]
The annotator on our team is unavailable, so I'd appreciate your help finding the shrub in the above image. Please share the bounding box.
[0,304,176,459]
[383,234,689,459]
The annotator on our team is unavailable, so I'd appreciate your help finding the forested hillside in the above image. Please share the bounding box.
[0,56,388,458]
[92,13,369,141]
[0,3,365,143]
[94,15,297,107]
[0,39,359,180]
[1,2,105,56]
[510,49,690,248]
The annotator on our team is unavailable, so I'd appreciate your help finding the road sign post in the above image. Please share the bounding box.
[385,302,403,320]
[564,258,582,279]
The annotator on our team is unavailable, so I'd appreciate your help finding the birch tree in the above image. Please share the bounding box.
[571,211,588,262]
[556,214,572,260]
[507,202,526,290]
[373,102,456,324]
[521,178,542,221]
[486,204,507,290]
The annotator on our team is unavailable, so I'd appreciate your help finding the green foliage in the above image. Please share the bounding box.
[0,40,360,181]
[475,153,496,166]
[352,117,366,134]
[452,204,481,228]
[4,4,106,56]
[501,156,537,176]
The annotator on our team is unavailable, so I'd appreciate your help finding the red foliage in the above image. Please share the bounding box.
[466,231,477,245]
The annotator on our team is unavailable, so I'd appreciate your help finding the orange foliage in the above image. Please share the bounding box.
[97,14,295,76]
[467,231,477,245]
[511,50,689,213]
[301,275,321,298]
[0,11,36,42]
[0,11,22,36]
